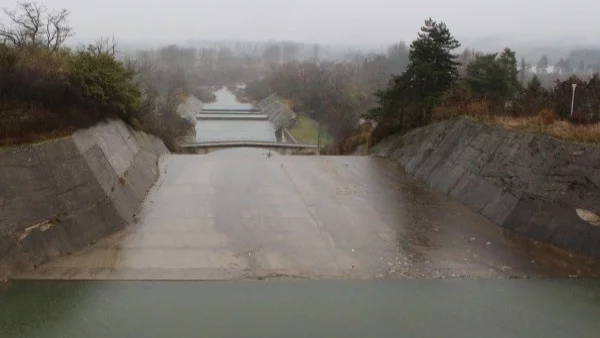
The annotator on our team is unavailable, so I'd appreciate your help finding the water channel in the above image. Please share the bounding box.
[1,280,600,337]
[194,87,276,143]
[2,89,600,337]
[202,87,253,110]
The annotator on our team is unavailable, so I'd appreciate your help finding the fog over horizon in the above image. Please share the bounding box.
[1,0,599,48]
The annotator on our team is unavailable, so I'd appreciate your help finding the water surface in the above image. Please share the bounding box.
[1,280,599,338]
[202,87,253,110]
[195,87,275,143]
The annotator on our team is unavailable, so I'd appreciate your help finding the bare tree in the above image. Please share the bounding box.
[0,2,72,50]
[312,43,320,61]
[282,42,298,62]
[262,44,281,65]
[45,7,71,51]
[86,37,118,56]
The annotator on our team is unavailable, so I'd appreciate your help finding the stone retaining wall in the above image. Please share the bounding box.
[0,120,169,280]
[372,118,600,257]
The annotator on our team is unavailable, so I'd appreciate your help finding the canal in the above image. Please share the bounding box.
[202,87,253,110]
[2,88,600,337]
[1,280,600,337]
[195,87,277,143]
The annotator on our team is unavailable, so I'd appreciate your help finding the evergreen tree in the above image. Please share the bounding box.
[466,54,507,104]
[407,18,461,97]
[537,55,549,74]
[563,59,573,73]
[527,75,543,93]
[465,48,520,112]
[369,18,460,133]
[520,57,528,85]
[498,48,520,94]
[554,58,573,74]
[518,75,548,115]
[555,58,566,73]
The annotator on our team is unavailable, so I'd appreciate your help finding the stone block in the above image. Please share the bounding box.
[82,145,119,196]
[126,151,159,203]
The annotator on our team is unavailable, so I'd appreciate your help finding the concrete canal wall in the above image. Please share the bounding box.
[372,118,600,258]
[256,95,297,130]
[0,120,169,280]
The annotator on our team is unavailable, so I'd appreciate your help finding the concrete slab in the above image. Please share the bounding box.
[17,149,600,280]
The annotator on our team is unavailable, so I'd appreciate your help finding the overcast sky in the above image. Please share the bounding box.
[1,0,599,46]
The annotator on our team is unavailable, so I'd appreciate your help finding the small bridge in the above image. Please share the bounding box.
[182,94,301,153]
[199,109,262,113]
[179,141,317,155]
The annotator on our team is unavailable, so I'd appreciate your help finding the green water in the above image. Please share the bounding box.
[1,280,600,338]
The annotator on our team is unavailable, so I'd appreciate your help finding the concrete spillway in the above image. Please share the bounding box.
[17,148,600,281]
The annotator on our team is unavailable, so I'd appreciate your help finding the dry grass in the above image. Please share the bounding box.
[0,103,77,147]
[492,116,600,145]
[341,127,373,153]
[0,126,75,148]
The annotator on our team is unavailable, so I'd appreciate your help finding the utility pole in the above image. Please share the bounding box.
[316,117,322,156]
[571,83,577,118]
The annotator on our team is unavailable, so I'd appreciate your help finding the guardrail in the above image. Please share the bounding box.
[196,114,269,121]
[199,109,262,113]
[179,141,318,149]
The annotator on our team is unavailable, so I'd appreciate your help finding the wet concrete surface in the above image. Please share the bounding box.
[17,148,600,280]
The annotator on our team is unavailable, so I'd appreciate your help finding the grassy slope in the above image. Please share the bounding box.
[288,114,333,145]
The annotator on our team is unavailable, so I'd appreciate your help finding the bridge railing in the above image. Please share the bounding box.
[179,140,317,150]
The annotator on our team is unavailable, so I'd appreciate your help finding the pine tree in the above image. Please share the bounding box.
[406,18,461,97]
[369,18,460,131]
[520,57,528,85]
[563,59,573,73]
[519,75,547,115]
[465,48,521,112]
[466,53,507,103]
[537,55,549,75]
[527,75,543,94]
[498,48,520,95]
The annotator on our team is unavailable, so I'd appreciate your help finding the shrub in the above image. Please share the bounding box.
[538,108,557,125]
[570,110,591,125]
[69,51,141,121]
[464,100,490,118]
[341,126,373,153]
[0,45,149,145]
